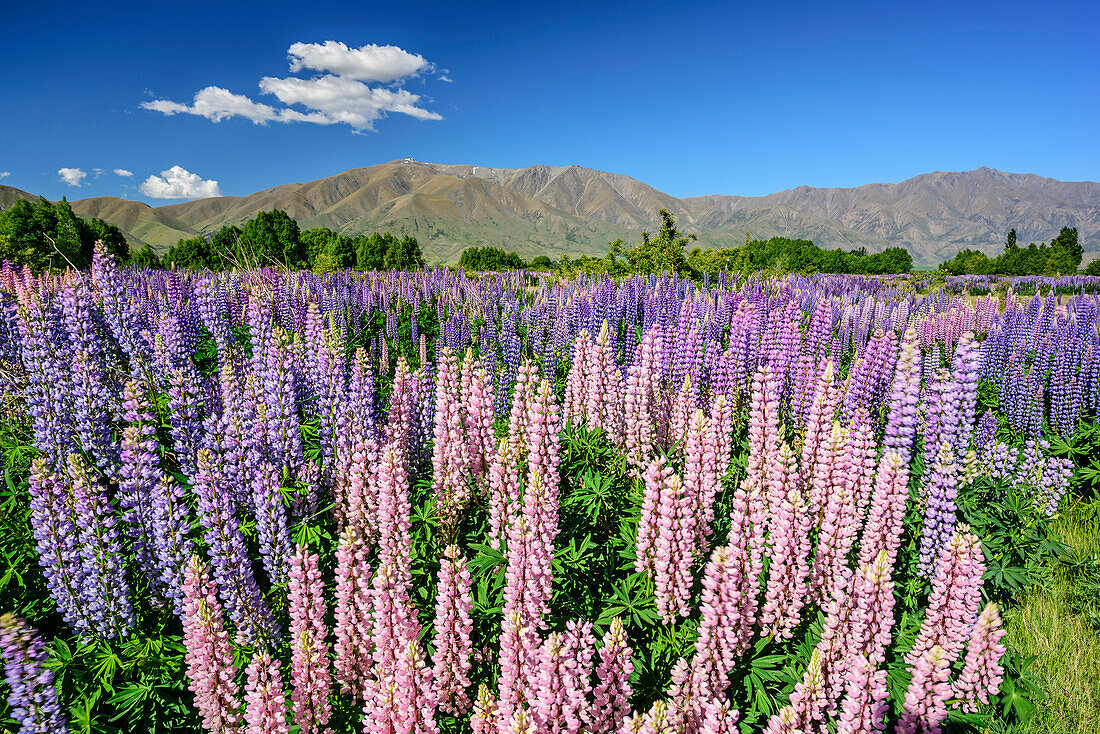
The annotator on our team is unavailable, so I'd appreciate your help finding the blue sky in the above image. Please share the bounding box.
[1,0,1097,203]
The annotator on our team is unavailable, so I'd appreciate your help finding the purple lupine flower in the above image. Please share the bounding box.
[149,473,195,617]
[26,456,88,634]
[883,328,921,466]
[0,613,67,734]
[68,452,134,640]
[917,444,960,578]
[117,378,164,596]
[192,447,277,644]
[252,460,292,585]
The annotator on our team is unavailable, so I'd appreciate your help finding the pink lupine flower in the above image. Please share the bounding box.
[376,442,415,568]
[951,601,1007,713]
[764,648,826,734]
[700,699,740,734]
[432,544,474,715]
[745,366,782,494]
[805,419,846,530]
[243,648,289,734]
[333,526,372,701]
[897,645,952,734]
[470,684,499,734]
[667,656,704,733]
[497,609,541,722]
[693,542,758,701]
[487,437,520,551]
[501,706,535,734]
[625,327,663,459]
[508,362,537,459]
[634,457,668,575]
[384,357,416,465]
[432,346,472,528]
[288,544,332,734]
[708,393,734,478]
[684,408,721,550]
[461,350,495,479]
[624,360,658,467]
[531,627,593,734]
[834,654,888,734]
[857,451,909,569]
[181,555,242,734]
[800,361,838,499]
[637,700,673,734]
[667,376,697,451]
[818,550,895,711]
[342,428,376,538]
[563,330,591,425]
[759,442,811,640]
[594,320,626,444]
[362,638,439,734]
[810,422,864,604]
[845,410,877,516]
[590,617,633,734]
[525,377,562,543]
[643,459,694,623]
[906,525,985,669]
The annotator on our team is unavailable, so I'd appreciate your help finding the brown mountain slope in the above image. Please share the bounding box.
[2,162,1096,267]
[68,197,197,250]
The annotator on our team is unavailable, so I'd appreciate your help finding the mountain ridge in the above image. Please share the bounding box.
[2,163,1096,268]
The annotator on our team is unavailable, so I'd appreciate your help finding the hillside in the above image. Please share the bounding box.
[1,163,1096,267]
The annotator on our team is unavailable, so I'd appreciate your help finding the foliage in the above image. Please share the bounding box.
[690,238,912,277]
[0,198,129,271]
[458,246,527,272]
[939,226,1083,276]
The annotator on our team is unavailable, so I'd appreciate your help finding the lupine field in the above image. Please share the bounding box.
[2,242,1100,734]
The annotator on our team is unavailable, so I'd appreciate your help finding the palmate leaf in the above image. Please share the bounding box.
[597,571,658,629]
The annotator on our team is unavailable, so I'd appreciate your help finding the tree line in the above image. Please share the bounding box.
[163,210,425,272]
[0,198,133,271]
[938,227,1088,276]
[467,210,913,278]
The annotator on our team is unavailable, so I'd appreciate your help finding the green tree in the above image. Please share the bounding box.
[354,232,392,270]
[1046,226,1082,274]
[128,245,162,269]
[384,235,424,270]
[164,236,215,270]
[1006,228,1017,250]
[209,225,242,268]
[459,246,526,272]
[238,210,303,267]
[618,209,696,276]
[0,197,129,271]
[301,228,342,268]
[1085,258,1100,276]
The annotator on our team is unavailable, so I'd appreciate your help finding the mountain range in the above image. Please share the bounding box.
[2,161,1097,268]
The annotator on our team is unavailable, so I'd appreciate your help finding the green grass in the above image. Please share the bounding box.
[1006,496,1100,733]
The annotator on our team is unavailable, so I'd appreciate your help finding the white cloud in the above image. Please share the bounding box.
[287,41,429,82]
[259,74,441,129]
[58,168,87,186]
[142,40,442,132]
[114,168,133,177]
[138,166,222,199]
[0,172,10,179]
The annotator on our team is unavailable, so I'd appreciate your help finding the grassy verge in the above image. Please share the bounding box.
[1007,496,1100,733]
